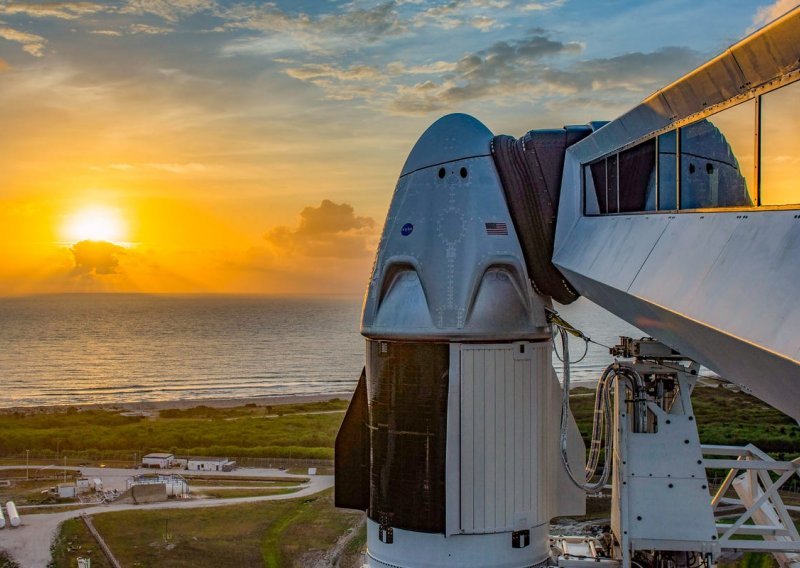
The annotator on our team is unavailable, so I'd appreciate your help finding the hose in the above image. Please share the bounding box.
[555,323,649,492]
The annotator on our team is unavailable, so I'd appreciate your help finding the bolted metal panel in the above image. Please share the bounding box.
[400,113,492,177]
[363,113,549,341]
[459,343,549,534]
[553,265,800,421]
[731,9,800,88]
[660,51,747,118]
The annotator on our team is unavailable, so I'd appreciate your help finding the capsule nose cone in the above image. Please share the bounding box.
[400,113,494,177]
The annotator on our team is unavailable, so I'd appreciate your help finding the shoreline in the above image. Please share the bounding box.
[0,391,355,415]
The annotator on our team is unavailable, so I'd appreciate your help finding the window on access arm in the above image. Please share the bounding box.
[680,100,756,209]
[658,130,677,210]
[760,80,800,206]
[618,138,656,213]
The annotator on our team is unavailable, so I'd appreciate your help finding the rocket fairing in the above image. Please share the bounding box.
[336,113,586,568]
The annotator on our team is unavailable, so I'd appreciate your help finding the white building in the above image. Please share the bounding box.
[127,474,188,497]
[186,457,235,472]
[57,484,76,498]
[141,453,174,469]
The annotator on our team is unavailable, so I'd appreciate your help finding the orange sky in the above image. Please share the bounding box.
[0,0,780,295]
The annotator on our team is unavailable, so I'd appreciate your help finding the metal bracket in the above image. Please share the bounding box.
[512,530,531,548]
[378,525,393,544]
[378,513,394,544]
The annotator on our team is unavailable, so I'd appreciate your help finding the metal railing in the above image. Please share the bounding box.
[703,444,800,564]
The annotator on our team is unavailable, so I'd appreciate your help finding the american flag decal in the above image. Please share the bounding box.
[485,222,508,235]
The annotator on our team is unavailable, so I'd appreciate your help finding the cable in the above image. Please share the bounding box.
[558,327,615,492]
[552,328,589,364]
[545,307,616,351]
[555,331,649,491]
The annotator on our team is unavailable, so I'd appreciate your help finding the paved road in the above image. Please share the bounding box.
[0,466,334,568]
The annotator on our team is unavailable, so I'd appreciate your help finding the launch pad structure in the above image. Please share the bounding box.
[335,7,800,568]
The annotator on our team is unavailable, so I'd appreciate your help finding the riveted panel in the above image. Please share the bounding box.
[459,343,549,534]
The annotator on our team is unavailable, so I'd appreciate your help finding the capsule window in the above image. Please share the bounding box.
[438,167,446,179]
[460,167,468,178]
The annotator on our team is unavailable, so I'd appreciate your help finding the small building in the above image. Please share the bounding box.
[92,478,103,492]
[126,474,188,498]
[57,484,77,498]
[76,479,91,494]
[186,457,236,472]
[141,453,174,469]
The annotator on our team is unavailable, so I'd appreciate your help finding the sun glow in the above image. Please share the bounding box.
[63,206,127,243]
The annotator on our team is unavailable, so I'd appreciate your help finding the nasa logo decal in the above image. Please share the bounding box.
[401,223,414,236]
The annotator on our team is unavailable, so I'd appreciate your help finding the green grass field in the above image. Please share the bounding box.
[0,399,349,462]
[58,489,363,568]
[193,487,300,499]
[49,517,113,568]
[1,386,796,468]
[36,386,798,568]
[0,468,81,506]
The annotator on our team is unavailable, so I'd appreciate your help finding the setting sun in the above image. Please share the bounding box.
[62,206,127,244]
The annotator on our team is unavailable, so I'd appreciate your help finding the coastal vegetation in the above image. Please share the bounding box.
[0,386,796,468]
[0,400,348,463]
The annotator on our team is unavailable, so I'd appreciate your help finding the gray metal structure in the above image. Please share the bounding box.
[336,7,800,568]
[555,9,800,421]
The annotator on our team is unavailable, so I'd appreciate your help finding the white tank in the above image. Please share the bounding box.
[0,505,5,529]
[5,501,20,527]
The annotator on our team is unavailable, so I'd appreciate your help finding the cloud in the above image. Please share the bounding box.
[221,2,406,55]
[385,43,699,115]
[121,0,215,22]
[388,31,583,112]
[285,63,382,82]
[264,200,376,259]
[521,0,565,11]
[0,2,104,20]
[0,25,47,56]
[0,57,8,72]
[284,63,384,99]
[70,240,126,276]
[277,29,700,116]
[540,46,703,94]
[412,1,505,31]
[90,29,123,37]
[752,0,798,28]
[279,29,590,113]
[129,23,174,35]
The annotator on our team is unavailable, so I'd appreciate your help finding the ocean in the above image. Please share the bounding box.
[0,294,642,408]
